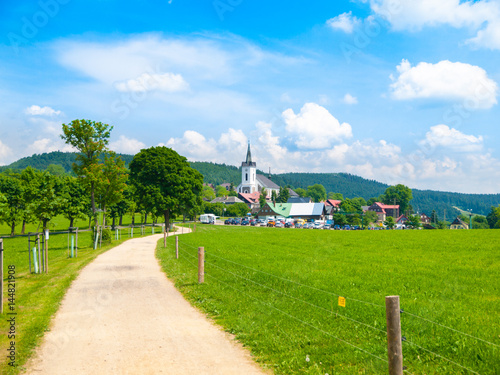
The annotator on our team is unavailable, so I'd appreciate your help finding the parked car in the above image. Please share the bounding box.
[275,221,284,228]
[313,222,323,229]
[260,220,267,227]
[352,225,360,230]
[343,225,351,230]
[267,219,276,227]
[323,224,331,230]
[233,218,241,225]
[224,218,233,225]
[241,219,249,225]
[334,224,341,230]
[284,222,294,228]
[250,220,257,226]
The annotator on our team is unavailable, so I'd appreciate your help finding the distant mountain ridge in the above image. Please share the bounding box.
[2,151,499,218]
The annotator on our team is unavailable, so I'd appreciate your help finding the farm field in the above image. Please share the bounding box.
[0,224,164,375]
[157,226,500,375]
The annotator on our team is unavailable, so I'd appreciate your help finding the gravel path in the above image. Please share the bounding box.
[24,231,266,375]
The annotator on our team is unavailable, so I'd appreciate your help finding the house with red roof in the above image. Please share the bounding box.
[367,202,400,222]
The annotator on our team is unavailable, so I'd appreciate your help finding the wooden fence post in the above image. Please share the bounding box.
[198,247,204,283]
[163,225,167,248]
[45,230,49,274]
[175,236,179,259]
[28,234,32,273]
[0,239,3,314]
[386,295,403,375]
[37,234,41,274]
[75,228,78,258]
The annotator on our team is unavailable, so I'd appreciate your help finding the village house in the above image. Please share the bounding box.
[367,202,400,222]
[450,217,469,229]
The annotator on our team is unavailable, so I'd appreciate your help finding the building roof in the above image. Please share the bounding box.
[239,192,261,204]
[370,202,400,214]
[396,215,408,224]
[210,196,244,204]
[288,188,299,197]
[256,174,280,190]
[451,217,468,227]
[267,202,292,217]
[324,199,341,208]
[287,197,312,204]
[289,203,325,217]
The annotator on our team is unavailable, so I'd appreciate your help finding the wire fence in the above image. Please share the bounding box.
[173,236,498,375]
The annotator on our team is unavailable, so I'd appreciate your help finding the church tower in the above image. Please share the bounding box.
[239,142,257,194]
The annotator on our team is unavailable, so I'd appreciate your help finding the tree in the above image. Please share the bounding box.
[307,184,326,203]
[271,190,277,203]
[431,210,438,224]
[333,213,348,227]
[328,192,343,200]
[129,146,203,229]
[95,152,128,227]
[277,186,290,203]
[406,214,421,229]
[60,176,89,228]
[382,184,413,215]
[32,172,63,230]
[384,216,396,229]
[216,185,229,197]
[295,188,307,197]
[472,215,489,229]
[362,211,378,227]
[61,119,113,225]
[226,202,250,217]
[259,188,267,208]
[19,167,41,234]
[0,175,23,236]
[202,186,216,201]
[486,206,500,228]
[47,164,66,176]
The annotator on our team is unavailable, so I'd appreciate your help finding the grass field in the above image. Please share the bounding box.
[0,217,166,375]
[157,226,499,375]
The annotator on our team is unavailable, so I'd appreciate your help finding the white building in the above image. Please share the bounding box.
[237,143,280,197]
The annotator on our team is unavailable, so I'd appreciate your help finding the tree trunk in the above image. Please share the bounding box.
[112,216,116,230]
[102,205,107,228]
[164,210,170,231]
[10,221,15,237]
[91,181,98,227]
[21,220,26,235]
[70,217,74,228]
[131,213,135,226]
[144,212,148,225]
[119,215,123,226]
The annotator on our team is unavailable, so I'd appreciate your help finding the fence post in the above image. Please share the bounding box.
[163,225,167,248]
[37,234,41,274]
[198,247,204,283]
[175,236,179,259]
[0,239,3,314]
[45,230,49,274]
[386,295,403,375]
[75,228,78,257]
[28,234,32,273]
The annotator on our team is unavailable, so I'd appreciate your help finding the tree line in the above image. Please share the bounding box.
[0,120,203,236]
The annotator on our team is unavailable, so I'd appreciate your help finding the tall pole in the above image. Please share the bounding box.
[198,247,204,284]
[0,239,3,314]
[386,296,403,375]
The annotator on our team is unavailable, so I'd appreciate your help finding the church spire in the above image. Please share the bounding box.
[245,141,252,164]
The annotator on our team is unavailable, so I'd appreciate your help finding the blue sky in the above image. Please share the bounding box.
[1,0,500,193]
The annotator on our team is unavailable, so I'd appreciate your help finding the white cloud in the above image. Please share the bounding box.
[115,72,189,93]
[29,138,76,154]
[390,59,498,109]
[369,0,500,50]
[419,125,483,152]
[0,139,13,165]
[326,11,361,33]
[25,105,62,116]
[282,103,353,149]
[109,135,147,154]
[343,93,358,104]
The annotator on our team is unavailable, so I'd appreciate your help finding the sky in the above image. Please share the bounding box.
[1,0,499,194]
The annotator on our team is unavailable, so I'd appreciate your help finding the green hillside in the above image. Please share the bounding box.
[2,152,499,218]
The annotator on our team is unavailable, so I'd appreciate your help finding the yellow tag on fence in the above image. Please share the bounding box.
[338,296,346,307]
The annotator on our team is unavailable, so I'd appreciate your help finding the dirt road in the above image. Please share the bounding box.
[24,231,266,375]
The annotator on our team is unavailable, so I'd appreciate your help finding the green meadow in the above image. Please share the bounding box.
[157,226,499,375]
[0,214,163,375]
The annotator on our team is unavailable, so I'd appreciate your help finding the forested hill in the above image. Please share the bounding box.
[2,152,499,217]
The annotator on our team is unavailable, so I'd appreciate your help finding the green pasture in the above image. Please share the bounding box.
[0,221,164,375]
[157,226,499,375]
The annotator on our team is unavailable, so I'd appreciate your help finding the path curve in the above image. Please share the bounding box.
[24,230,266,375]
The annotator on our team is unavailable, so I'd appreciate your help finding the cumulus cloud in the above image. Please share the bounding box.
[343,94,358,104]
[25,105,62,116]
[29,138,75,154]
[369,0,500,50]
[109,135,147,154]
[282,103,353,149]
[419,125,483,152]
[115,72,189,93]
[390,59,498,109]
[0,139,13,165]
[326,11,361,33]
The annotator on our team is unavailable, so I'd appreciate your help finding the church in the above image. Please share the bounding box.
[237,143,280,198]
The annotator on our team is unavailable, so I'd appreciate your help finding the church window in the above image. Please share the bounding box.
[246,173,248,181]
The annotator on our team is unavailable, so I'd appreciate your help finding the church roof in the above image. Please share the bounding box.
[256,174,279,189]
[241,142,256,167]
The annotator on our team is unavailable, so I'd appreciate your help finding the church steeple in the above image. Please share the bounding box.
[241,141,256,167]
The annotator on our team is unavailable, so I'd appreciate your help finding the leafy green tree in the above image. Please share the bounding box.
[259,188,267,208]
[472,215,489,229]
[19,167,41,234]
[0,175,23,236]
[384,216,396,229]
[340,199,356,213]
[203,202,225,217]
[178,167,203,222]
[333,213,348,227]
[406,214,421,229]
[32,173,63,230]
[295,188,307,197]
[60,176,89,228]
[47,164,66,176]
[226,203,250,217]
[61,119,113,225]
[328,192,343,200]
[271,190,277,203]
[307,184,326,203]
[129,146,203,229]
[382,184,412,215]
[278,186,290,203]
[431,210,438,224]
[228,190,238,197]
[486,206,500,228]
[202,186,216,201]
[216,185,229,197]
[362,211,378,227]
[351,197,367,211]
[367,197,379,206]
